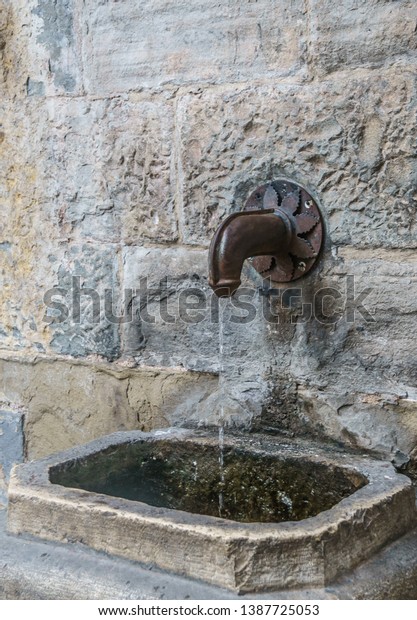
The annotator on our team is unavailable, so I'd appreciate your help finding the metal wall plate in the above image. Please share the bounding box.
[245,180,324,283]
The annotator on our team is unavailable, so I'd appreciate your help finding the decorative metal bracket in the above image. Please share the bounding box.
[244,180,324,283]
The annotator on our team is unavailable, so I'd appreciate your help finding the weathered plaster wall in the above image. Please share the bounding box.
[0,1,416,471]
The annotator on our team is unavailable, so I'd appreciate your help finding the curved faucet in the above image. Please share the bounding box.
[208,182,323,297]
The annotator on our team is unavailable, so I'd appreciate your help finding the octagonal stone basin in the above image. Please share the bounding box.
[7,429,417,593]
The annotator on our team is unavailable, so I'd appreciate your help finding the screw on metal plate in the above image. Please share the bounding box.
[244,180,324,283]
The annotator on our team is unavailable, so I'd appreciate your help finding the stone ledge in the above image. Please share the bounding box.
[0,355,218,459]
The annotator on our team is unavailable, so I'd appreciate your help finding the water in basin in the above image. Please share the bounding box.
[49,437,366,523]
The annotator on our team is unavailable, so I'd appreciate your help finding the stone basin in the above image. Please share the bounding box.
[7,429,417,593]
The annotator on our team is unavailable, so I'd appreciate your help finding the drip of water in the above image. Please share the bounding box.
[218,298,227,517]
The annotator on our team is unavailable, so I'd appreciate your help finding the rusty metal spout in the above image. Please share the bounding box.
[208,182,324,297]
[208,208,292,297]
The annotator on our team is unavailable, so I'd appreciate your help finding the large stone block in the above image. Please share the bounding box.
[0,95,175,247]
[122,246,217,370]
[177,71,416,249]
[309,0,417,76]
[81,0,306,94]
[4,0,82,98]
[41,97,177,244]
[0,356,217,459]
[330,248,417,384]
[320,249,416,382]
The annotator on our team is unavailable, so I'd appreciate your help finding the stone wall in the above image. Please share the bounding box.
[0,0,416,472]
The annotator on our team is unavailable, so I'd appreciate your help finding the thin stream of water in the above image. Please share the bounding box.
[218,426,225,516]
[218,298,227,517]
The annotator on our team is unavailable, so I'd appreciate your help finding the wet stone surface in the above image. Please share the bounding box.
[50,438,366,523]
